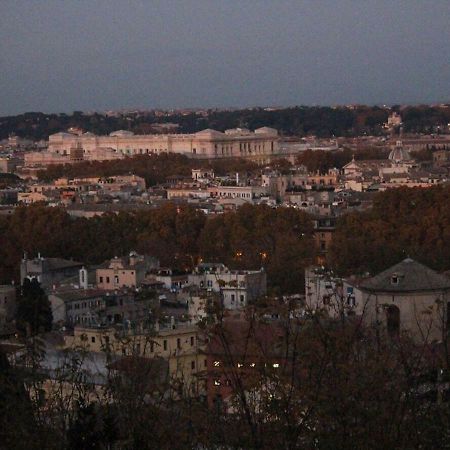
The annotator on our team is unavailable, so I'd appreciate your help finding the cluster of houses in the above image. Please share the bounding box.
[1,249,450,409]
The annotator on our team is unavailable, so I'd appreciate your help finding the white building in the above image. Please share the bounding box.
[46,127,279,161]
[188,263,267,309]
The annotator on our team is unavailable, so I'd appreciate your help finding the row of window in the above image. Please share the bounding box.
[227,294,245,303]
[217,192,253,198]
[212,360,280,369]
[67,299,102,311]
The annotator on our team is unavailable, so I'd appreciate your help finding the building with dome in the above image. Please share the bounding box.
[388,140,412,163]
[22,127,280,169]
[45,127,280,162]
[349,258,450,343]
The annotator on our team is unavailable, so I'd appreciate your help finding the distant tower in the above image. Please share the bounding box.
[79,267,88,289]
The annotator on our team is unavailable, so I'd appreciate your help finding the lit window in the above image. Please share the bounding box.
[214,379,221,386]
[237,363,243,368]
[272,363,279,368]
[214,361,220,367]
[250,363,256,368]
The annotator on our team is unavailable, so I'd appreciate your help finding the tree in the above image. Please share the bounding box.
[16,278,53,336]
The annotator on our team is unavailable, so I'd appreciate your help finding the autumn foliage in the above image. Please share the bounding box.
[0,203,314,294]
[329,185,450,276]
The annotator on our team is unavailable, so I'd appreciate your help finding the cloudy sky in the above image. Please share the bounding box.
[1,0,449,115]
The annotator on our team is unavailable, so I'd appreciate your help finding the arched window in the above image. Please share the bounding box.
[386,305,400,336]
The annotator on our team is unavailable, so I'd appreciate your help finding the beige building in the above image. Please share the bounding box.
[46,127,279,161]
[208,185,268,201]
[96,253,158,290]
[166,187,210,200]
[67,324,205,394]
[24,145,124,168]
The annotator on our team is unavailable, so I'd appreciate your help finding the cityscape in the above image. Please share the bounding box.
[1,2,450,449]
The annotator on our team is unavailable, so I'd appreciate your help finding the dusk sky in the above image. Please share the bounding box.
[1,0,450,115]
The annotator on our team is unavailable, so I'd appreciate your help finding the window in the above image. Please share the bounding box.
[214,379,221,386]
[99,276,103,283]
[177,338,181,349]
[214,361,220,367]
[104,336,109,344]
[240,295,245,303]
[91,336,96,343]
[150,342,154,353]
[190,336,195,346]
[231,294,235,303]
[391,275,398,285]
[163,340,167,351]
[114,275,119,285]
[204,359,207,368]
[191,361,195,370]
[272,363,280,368]
[106,276,110,283]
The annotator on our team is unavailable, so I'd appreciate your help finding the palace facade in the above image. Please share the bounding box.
[47,127,279,160]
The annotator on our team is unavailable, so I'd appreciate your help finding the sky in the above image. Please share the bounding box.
[1,0,450,115]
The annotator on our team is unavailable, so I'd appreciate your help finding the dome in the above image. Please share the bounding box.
[388,141,411,163]
[109,130,134,137]
[195,129,224,137]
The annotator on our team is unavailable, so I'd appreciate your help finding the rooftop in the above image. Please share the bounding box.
[360,258,450,293]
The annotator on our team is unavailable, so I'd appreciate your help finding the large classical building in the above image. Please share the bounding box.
[47,127,278,158]
[37,127,280,162]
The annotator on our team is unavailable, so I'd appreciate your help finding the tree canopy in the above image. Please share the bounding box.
[16,278,53,336]
[329,185,450,276]
[0,203,316,295]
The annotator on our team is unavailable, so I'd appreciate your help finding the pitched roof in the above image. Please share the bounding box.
[45,258,83,270]
[360,258,450,293]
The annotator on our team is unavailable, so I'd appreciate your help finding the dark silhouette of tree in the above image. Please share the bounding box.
[16,278,53,336]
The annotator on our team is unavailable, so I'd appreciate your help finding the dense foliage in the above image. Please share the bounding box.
[37,153,259,186]
[2,313,449,449]
[16,279,53,336]
[0,203,314,294]
[2,105,449,140]
[295,147,390,174]
[329,185,450,275]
